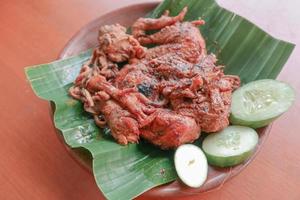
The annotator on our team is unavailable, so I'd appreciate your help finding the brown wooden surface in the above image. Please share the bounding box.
[0,0,299,199]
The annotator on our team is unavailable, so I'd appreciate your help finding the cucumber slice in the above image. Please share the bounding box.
[230,79,295,128]
[202,126,258,167]
[174,144,208,188]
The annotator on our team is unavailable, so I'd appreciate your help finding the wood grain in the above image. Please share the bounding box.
[0,0,299,200]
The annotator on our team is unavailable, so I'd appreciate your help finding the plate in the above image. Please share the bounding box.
[54,2,271,198]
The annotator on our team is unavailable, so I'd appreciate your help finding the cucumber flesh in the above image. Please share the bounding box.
[230,79,295,128]
[202,126,258,167]
[174,144,208,188]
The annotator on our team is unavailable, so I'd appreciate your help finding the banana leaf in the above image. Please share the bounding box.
[25,0,294,199]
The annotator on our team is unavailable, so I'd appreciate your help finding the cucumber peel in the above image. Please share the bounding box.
[202,126,258,167]
[230,79,295,128]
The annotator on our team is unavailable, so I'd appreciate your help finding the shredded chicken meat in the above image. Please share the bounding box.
[69,7,240,149]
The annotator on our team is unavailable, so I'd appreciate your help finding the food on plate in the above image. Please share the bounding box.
[69,7,241,149]
[174,144,208,187]
[202,125,258,167]
[230,79,295,128]
[25,0,296,195]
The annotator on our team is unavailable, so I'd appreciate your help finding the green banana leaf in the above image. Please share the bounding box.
[25,0,295,199]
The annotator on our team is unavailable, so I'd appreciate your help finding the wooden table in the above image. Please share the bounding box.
[1,0,299,199]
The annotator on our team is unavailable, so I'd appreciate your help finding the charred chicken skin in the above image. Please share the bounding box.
[69,7,240,149]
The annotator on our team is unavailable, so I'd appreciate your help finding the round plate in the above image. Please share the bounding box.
[55,2,271,199]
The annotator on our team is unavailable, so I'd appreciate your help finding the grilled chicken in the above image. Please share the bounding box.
[69,7,240,149]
